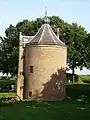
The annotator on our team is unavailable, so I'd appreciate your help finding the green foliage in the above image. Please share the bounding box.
[0,25,19,76]
[0,79,15,86]
[67,73,79,82]
[0,77,15,89]
[83,33,90,68]
[67,23,87,82]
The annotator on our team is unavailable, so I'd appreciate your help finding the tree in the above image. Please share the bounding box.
[84,33,90,69]
[0,16,88,79]
[67,23,87,82]
[0,25,19,76]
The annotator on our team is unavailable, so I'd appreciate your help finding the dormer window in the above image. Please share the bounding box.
[30,66,33,73]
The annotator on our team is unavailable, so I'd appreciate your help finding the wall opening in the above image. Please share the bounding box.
[29,91,32,97]
[30,66,33,73]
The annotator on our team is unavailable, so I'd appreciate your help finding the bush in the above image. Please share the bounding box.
[66,73,79,82]
[0,77,16,92]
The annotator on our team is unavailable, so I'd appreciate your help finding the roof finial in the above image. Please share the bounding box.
[45,6,47,17]
[44,6,50,24]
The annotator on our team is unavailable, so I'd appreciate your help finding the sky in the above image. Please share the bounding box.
[0,0,90,75]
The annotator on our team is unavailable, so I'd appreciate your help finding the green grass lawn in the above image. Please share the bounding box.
[0,84,90,120]
[79,75,90,80]
[0,92,15,98]
[79,75,90,83]
[0,100,90,120]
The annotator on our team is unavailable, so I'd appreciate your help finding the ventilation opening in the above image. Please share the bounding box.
[30,66,33,73]
[20,86,23,90]
[29,91,32,97]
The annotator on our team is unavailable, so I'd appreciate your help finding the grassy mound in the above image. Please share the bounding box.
[79,75,90,83]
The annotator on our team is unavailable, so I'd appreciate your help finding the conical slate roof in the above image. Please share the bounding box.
[27,24,66,47]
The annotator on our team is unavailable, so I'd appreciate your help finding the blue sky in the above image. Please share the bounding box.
[0,0,90,36]
[0,0,90,75]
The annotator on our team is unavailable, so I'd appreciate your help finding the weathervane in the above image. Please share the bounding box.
[44,6,50,24]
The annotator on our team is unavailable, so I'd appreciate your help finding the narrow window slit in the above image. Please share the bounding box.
[30,66,33,73]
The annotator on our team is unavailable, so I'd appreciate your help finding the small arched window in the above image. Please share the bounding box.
[29,91,32,97]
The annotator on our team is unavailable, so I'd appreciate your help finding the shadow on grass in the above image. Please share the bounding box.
[66,84,90,104]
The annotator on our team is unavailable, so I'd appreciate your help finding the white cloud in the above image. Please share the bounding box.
[67,67,90,75]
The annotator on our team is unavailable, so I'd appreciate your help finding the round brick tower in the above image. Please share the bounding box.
[23,23,67,100]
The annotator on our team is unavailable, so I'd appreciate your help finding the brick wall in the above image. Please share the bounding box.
[24,45,67,100]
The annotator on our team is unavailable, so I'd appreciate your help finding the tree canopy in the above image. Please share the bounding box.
[0,16,89,79]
